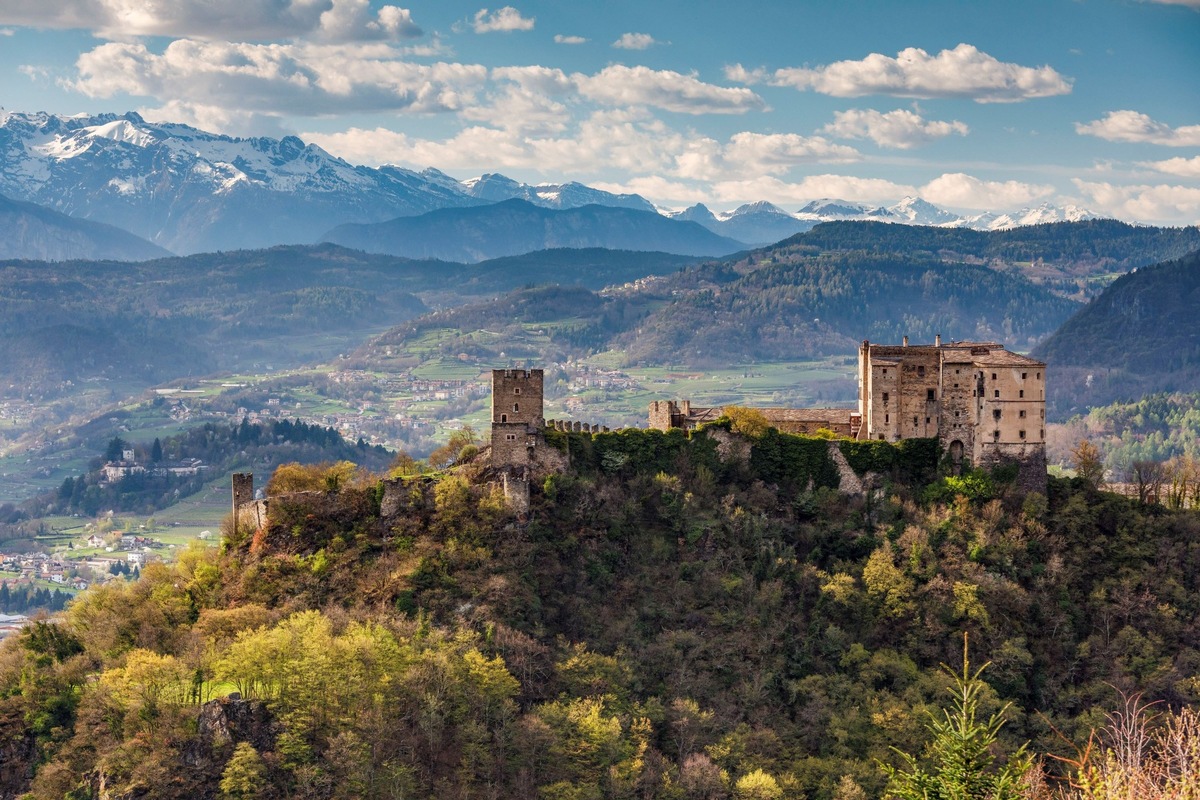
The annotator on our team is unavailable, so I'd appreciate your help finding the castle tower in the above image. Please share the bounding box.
[232,473,253,516]
[491,369,544,467]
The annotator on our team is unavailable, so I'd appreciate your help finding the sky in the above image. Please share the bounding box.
[1,0,1198,223]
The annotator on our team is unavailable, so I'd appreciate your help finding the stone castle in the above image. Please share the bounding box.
[649,337,1047,487]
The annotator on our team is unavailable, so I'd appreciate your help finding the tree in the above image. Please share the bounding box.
[220,741,268,799]
[882,638,1030,800]
[723,406,771,438]
[1130,460,1166,505]
[1071,439,1106,489]
[104,436,128,462]
[151,438,163,462]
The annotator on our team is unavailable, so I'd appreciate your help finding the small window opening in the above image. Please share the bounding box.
[884,413,889,423]
[927,389,936,401]
[994,389,1000,398]
[917,365,926,377]
[882,392,889,403]
[992,373,997,380]
[1019,410,1026,418]
[925,416,931,424]
[500,413,507,423]
[993,409,1001,420]
[1019,430,1026,439]
[1022,372,1027,380]
[993,430,1000,441]
[1018,390,1024,398]
[514,402,520,412]
[514,387,521,395]
[913,416,918,426]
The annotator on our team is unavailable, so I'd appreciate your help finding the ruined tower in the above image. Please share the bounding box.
[232,473,254,516]
[490,368,544,468]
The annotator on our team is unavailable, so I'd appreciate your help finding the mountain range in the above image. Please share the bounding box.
[1,110,1106,257]
[0,192,168,261]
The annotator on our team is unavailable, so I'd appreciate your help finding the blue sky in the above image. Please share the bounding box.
[1,0,1198,222]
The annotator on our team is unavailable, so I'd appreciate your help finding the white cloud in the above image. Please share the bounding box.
[719,132,859,175]
[574,65,765,115]
[821,108,969,149]
[1074,179,1200,225]
[0,0,423,42]
[590,176,710,205]
[71,40,488,115]
[1139,155,1200,178]
[0,28,13,35]
[1076,110,1200,146]
[711,175,916,206]
[554,34,587,44]
[723,63,766,85]
[771,44,1072,103]
[919,173,1054,209]
[612,32,659,50]
[470,6,534,33]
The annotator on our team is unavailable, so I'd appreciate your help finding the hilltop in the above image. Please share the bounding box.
[1,422,1197,798]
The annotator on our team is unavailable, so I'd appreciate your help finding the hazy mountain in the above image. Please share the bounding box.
[0,193,170,261]
[321,199,745,262]
[462,173,656,212]
[670,201,814,246]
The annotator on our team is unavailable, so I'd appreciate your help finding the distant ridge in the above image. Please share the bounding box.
[0,193,170,261]
[321,199,745,262]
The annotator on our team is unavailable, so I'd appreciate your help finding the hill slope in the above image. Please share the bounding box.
[0,193,170,261]
[321,199,746,262]
[1034,248,1200,416]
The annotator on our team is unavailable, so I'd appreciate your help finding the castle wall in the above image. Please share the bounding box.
[939,356,976,464]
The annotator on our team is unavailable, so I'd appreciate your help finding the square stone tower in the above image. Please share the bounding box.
[490,369,544,467]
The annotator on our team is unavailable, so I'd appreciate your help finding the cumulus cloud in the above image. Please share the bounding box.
[711,175,916,206]
[771,44,1072,103]
[612,33,659,50]
[919,173,1054,209]
[470,6,534,33]
[574,65,765,115]
[1074,179,1200,225]
[723,63,767,84]
[304,110,857,185]
[71,40,488,116]
[1139,155,1200,178]
[0,0,422,42]
[821,108,969,149]
[590,176,710,205]
[1076,110,1200,146]
[554,34,587,44]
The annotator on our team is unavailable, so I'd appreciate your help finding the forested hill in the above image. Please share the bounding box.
[358,243,1079,369]
[1035,249,1200,417]
[2,426,1199,799]
[791,219,1200,271]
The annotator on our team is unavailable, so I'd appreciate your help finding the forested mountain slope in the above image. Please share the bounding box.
[1,427,1197,799]
[1035,249,1200,417]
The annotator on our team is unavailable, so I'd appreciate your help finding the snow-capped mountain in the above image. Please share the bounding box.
[0,110,1100,255]
[0,112,658,254]
[791,196,1096,232]
[462,173,656,213]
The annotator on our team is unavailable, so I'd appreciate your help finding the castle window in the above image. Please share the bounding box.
[882,392,889,403]
[1022,372,1027,380]
[927,389,936,401]
[1019,410,1027,418]
[878,434,885,440]
[1018,390,1024,398]
[992,373,997,381]
[882,368,887,375]
[954,383,959,388]
[501,414,507,423]
[514,388,521,395]
[885,413,889,423]
[1040,428,1044,439]
[926,416,931,424]
[1019,430,1026,439]
[993,430,1000,441]
[994,390,1000,398]
[913,416,918,426]
[955,369,960,374]
[955,411,960,417]
[993,409,1001,420]
[514,402,520,412]
[1037,372,1041,379]
[917,366,925,377]
[506,434,517,441]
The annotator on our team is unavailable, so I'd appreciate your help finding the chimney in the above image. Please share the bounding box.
[935,333,942,347]
[902,336,909,347]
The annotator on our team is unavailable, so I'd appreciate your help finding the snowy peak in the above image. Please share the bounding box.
[796,199,874,218]
[672,203,719,224]
[885,196,963,226]
[726,200,789,218]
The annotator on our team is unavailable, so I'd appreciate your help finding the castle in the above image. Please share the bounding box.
[650,337,1047,487]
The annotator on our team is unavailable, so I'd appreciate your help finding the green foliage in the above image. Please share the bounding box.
[881,645,1030,800]
[220,742,268,799]
[749,428,840,490]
